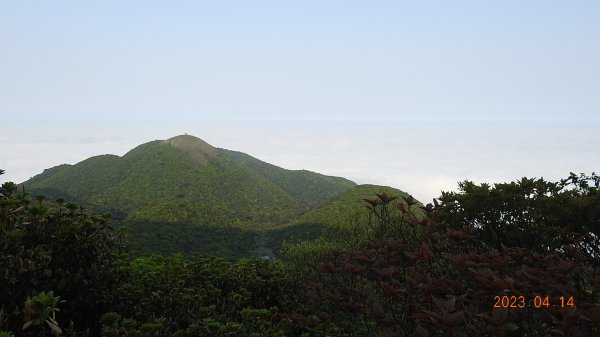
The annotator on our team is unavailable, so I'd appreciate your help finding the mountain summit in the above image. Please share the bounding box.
[22,135,357,256]
[162,134,217,165]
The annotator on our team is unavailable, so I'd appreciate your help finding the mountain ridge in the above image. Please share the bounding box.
[20,135,423,259]
[21,134,368,257]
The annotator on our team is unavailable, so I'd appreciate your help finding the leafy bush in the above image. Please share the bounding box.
[104,254,300,336]
[0,170,124,335]
[434,173,600,258]
[22,292,62,336]
[289,176,600,336]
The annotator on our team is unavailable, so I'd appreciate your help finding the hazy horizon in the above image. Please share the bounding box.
[2,1,599,203]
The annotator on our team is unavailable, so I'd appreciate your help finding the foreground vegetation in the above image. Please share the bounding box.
[1,168,599,336]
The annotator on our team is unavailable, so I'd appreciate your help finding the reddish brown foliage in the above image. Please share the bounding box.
[291,191,600,337]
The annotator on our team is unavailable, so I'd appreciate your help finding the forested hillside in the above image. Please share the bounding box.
[2,168,599,336]
[266,184,423,258]
[21,135,356,257]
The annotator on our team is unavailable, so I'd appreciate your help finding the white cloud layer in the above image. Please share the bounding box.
[2,120,597,204]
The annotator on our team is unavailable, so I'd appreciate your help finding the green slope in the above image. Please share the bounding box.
[22,134,357,257]
[291,184,413,226]
[265,184,421,256]
[221,149,356,208]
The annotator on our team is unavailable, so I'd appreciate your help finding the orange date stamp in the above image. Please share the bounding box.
[493,295,575,309]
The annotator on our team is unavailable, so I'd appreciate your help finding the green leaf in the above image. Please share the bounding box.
[501,322,519,332]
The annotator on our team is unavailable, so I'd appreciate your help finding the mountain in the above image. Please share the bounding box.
[22,135,357,257]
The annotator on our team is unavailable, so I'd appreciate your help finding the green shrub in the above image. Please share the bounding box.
[1,170,124,335]
[290,176,600,336]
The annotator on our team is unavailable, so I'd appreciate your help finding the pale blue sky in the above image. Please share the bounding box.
[1,1,599,202]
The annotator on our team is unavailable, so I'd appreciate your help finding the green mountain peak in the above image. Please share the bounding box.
[22,136,361,257]
[162,134,217,165]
